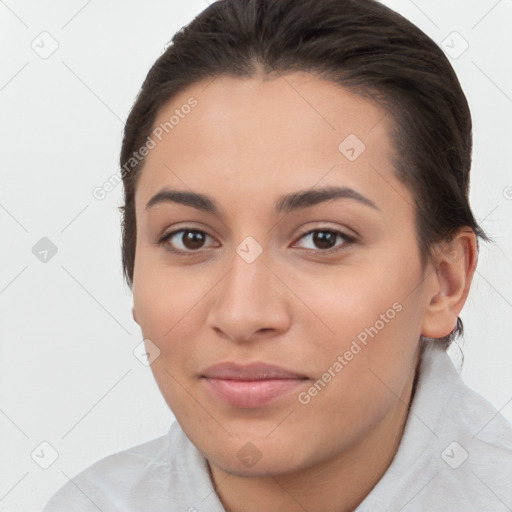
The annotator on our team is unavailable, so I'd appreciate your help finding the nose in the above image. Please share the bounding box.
[206,248,291,343]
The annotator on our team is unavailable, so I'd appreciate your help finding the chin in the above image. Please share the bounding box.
[209,453,301,478]
[204,436,315,478]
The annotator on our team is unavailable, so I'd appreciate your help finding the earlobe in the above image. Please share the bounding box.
[421,229,478,339]
[132,307,138,325]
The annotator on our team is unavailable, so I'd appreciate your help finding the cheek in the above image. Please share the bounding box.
[291,258,416,342]
[132,258,210,340]
[292,256,424,395]
[132,264,208,412]
[295,300,420,442]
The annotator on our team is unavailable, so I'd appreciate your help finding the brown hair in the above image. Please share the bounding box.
[119,0,488,347]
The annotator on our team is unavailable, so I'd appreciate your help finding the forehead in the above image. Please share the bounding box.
[134,72,408,220]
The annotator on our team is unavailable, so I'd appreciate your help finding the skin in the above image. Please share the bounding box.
[131,71,477,512]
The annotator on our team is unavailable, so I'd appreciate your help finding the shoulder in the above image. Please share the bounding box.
[43,431,172,511]
[412,374,512,511]
[44,421,225,512]
[358,340,512,512]
[428,342,512,464]
[417,340,512,450]
[414,342,512,508]
[437,353,512,508]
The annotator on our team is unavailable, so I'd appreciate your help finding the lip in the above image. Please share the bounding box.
[201,362,308,408]
[202,362,307,380]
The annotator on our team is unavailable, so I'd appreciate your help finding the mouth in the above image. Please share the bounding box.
[200,362,309,408]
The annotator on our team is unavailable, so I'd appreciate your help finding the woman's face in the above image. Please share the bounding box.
[132,72,435,476]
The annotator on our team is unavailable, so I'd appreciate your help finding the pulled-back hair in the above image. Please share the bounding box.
[119,0,487,348]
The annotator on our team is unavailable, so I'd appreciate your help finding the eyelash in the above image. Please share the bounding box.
[156,227,356,256]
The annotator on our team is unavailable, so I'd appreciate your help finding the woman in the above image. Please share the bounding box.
[44,0,512,510]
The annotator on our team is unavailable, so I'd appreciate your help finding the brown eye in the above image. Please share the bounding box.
[311,230,337,249]
[181,230,206,250]
[158,229,217,253]
[294,229,355,253]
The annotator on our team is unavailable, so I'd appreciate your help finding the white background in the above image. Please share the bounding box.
[1,0,511,510]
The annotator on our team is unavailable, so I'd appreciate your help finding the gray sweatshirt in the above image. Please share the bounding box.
[43,340,512,511]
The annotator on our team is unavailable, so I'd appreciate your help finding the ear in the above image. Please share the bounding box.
[132,306,139,325]
[421,228,478,339]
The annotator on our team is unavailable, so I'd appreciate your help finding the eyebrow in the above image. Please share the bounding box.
[145,186,380,215]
